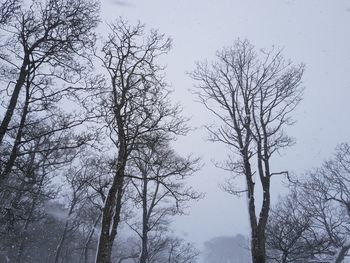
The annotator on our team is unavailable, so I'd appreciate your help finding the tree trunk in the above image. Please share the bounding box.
[139,233,148,263]
[250,222,266,263]
[0,56,29,145]
[250,179,270,263]
[1,82,30,180]
[335,245,350,263]
[251,237,266,263]
[140,178,148,263]
[82,214,101,263]
[244,159,261,263]
[246,156,271,263]
[95,166,125,263]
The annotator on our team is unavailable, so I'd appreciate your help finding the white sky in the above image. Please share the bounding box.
[100,0,350,253]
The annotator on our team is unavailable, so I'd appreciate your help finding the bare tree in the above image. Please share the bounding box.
[266,191,330,263]
[53,164,91,263]
[295,143,350,263]
[0,118,83,262]
[78,156,113,263]
[265,143,350,263]
[164,237,199,263]
[87,20,187,263]
[0,74,91,181]
[0,0,99,147]
[191,39,304,263]
[126,134,201,263]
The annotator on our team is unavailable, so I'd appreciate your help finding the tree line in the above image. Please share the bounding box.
[0,1,348,263]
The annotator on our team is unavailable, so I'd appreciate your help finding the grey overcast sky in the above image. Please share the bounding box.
[100,0,350,251]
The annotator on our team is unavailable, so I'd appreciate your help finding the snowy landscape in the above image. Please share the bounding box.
[0,0,350,262]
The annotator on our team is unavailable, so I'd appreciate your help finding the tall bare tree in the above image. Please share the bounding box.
[87,20,187,263]
[191,39,304,263]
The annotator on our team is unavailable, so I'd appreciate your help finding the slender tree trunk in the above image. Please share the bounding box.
[140,231,148,263]
[250,178,270,263]
[95,110,127,263]
[0,56,29,145]
[243,157,263,263]
[82,214,101,263]
[54,202,75,263]
[249,133,271,263]
[140,179,148,263]
[95,166,125,263]
[335,245,350,263]
[1,82,30,180]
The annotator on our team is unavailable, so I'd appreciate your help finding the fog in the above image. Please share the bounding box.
[1,0,350,262]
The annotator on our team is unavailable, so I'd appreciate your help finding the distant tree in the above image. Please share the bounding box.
[265,143,350,263]
[158,236,199,263]
[266,192,330,263]
[126,134,201,263]
[53,163,92,263]
[296,143,350,263]
[191,39,304,263]
[0,119,83,262]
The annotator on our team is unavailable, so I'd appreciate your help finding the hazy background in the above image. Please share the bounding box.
[100,0,350,258]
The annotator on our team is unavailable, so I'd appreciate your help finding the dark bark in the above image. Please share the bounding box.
[250,162,271,263]
[140,178,148,263]
[335,245,350,263]
[191,39,303,263]
[93,20,175,263]
[0,56,29,145]
[1,79,30,180]
[95,101,127,263]
[245,158,266,263]
[0,0,99,147]
[95,163,126,263]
